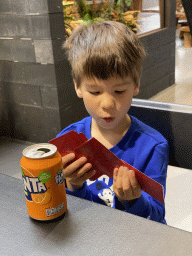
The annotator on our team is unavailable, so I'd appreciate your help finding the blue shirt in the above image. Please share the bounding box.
[57,115,169,223]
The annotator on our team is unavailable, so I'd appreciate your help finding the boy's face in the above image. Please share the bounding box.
[74,76,139,131]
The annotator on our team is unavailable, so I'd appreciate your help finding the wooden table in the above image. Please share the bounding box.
[1,173,192,256]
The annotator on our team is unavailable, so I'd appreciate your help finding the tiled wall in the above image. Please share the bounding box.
[0,0,176,143]
[0,0,89,142]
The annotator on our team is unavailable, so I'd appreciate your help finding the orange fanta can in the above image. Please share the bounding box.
[20,143,67,221]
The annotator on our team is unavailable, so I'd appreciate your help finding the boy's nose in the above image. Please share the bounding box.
[101,95,115,110]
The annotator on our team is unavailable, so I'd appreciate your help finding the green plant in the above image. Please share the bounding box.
[77,0,108,22]
[63,0,140,37]
[63,1,82,37]
[114,0,132,12]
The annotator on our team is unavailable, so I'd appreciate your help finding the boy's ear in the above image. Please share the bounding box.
[73,79,83,98]
[134,83,140,96]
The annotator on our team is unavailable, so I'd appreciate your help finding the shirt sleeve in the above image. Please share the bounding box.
[114,142,169,223]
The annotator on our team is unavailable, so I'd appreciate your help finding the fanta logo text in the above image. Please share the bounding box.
[55,170,64,185]
[23,176,47,193]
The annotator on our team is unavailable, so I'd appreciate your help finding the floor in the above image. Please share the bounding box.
[1,136,192,233]
[165,166,192,232]
[150,28,192,106]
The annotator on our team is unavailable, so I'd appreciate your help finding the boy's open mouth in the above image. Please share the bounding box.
[103,118,115,123]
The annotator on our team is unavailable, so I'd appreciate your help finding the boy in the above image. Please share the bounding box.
[57,21,169,223]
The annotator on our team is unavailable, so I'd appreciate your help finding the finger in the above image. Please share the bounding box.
[75,169,96,184]
[73,162,93,179]
[67,167,96,186]
[121,167,132,198]
[113,167,124,198]
[115,166,124,189]
[62,153,75,166]
[129,170,142,197]
[63,156,88,177]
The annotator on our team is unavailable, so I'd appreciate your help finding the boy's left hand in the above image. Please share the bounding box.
[113,166,142,201]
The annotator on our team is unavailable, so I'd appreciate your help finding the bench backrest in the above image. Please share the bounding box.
[129,99,192,170]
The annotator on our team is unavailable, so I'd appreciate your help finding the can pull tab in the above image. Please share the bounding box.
[37,148,51,153]
[33,148,51,157]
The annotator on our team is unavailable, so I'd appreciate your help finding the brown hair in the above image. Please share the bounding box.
[63,21,146,87]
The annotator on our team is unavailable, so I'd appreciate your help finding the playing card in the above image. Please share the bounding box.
[48,131,87,156]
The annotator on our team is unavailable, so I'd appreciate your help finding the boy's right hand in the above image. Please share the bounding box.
[62,153,95,191]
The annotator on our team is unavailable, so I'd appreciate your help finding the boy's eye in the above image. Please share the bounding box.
[89,91,100,95]
[115,90,125,94]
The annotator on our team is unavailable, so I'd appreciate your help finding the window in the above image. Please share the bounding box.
[63,0,165,37]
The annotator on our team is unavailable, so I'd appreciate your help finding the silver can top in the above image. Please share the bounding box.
[22,143,57,159]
